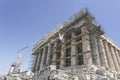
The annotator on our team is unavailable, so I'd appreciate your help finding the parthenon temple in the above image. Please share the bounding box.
[32,9,120,80]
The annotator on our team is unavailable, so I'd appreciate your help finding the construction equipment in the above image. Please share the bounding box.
[5,46,34,80]
[8,46,30,75]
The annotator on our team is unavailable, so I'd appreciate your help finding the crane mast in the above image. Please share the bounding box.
[8,46,30,75]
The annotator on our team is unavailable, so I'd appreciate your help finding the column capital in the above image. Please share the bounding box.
[50,39,56,44]
[102,40,107,43]
[47,43,51,46]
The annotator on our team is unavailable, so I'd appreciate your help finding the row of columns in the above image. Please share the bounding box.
[90,30,120,73]
[99,39,120,72]
[34,28,120,73]
[60,30,93,68]
[34,43,51,71]
[34,27,94,71]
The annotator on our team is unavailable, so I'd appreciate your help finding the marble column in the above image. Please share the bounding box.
[52,54,56,65]
[32,54,36,72]
[86,26,101,65]
[110,46,120,71]
[103,41,115,71]
[118,50,120,57]
[82,33,93,66]
[115,50,120,67]
[115,49,120,71]
[99,39,109,68]
[52,42,57,65]
[36,51,41,71]
[60,37,65,69]
[40,47,46,70]
[34,52,39,71]
[94,35,101,65]
[71,32,76,66]
[46,43,51,66]
[36,52,40,71]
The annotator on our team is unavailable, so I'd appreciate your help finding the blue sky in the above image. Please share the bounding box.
[0,0,120,75]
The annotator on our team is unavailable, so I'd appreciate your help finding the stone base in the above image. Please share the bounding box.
[32,65,120,80]
[67,65,120,80]
[76,73,120,80]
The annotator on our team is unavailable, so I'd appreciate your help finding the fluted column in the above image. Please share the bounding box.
[99,39,109,68]
[34,52,39,71]
[104,41,115,71]
[87,27,101,65]
[110,46,120,71]
[82,33,93,66]
[36,50,42,71]
[60,37,65,69]
[115,50,120,67]
[40,47,46,70]
[52,54,56,65]
[52,42,57,65]
[32,54,37,72]
[71,32,76,66]
[118,50,120,57]
[46,43,51,66]
[94,36,101,65]
[118,50,120,61]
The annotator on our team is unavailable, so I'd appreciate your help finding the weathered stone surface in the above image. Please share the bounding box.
[1,71,34,80]
[31,65,120,80]
[31,10,120,80]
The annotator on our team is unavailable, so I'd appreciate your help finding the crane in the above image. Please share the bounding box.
[17,46,29,65]
[8,46,32,75]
